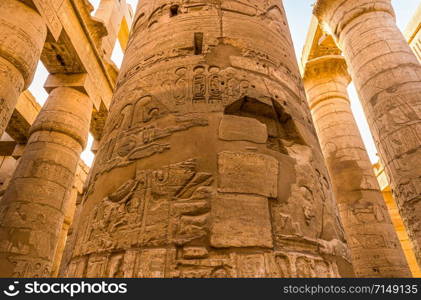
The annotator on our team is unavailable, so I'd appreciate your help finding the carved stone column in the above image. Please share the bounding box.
[0,0,47,137]
[314,0,421,266]
[65,1,353,278]
[303,55,411,277]
[0,75,92,277]
[51,162,89,277]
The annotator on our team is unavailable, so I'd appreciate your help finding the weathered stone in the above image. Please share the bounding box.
[219,115,267,143]
[182,247,209,259]
[211,194,273,248]
[303,53,411,277]
[0,85,92,277]
[51,162,89,277]
[64,0,353,278]
[315,0,421,267]
[0,0,47,138]
[0,0,133,279]
[9,0,421,278]
[374,161,421,277]
[217,151,278,198]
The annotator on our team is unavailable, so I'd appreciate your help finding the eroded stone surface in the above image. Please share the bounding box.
[315,0,421,267]
[211,194,273,248]
[219,115,268,143]
[217,151,278,198]
[0,87,92,277]
[303,54,411,277]
[0,0,417,279]
[63,0,353,278]
[0,0,47,138]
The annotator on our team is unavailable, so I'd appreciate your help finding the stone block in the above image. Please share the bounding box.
[217,151,278,198]
[219,115,267,143]
[211,194,273,248]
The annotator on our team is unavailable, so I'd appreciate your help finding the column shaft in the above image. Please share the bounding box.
[65,0,353,278]
[304,56,411,277]
[0,87,92,277]
[315,0,421,266]
[0,0,47,137]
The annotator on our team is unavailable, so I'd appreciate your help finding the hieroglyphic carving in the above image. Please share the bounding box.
[0,98,12,135]
[76,159,214,256]
[314,0,421,267]
[0,87,92,277]
[33,0,63,40]
[67,0,353,278]
[218,115,268,143]
[0,0,47,137]
[234,252,339,278]
[159,64,251,107]
[89,93,209,181]
[7,258,51,278]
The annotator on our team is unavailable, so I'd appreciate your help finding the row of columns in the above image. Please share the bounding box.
[0,0,419,277]
[314,0,421,268]
[303,56,410,277]
[0,0,98,277]
[0,80,92,277]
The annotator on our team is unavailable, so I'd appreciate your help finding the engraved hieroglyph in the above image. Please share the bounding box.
[303,55,411,277]
[64,0,354,278]
[314,0,421,266]
[0,85,92,277]
[0,0,47,138]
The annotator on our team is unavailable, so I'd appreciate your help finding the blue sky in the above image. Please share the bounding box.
[29,0,420,165]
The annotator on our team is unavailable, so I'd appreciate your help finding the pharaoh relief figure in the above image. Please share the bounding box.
[63,0,354,278]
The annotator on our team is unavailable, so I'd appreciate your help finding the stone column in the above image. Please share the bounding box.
[0,0,47,137]
[51,162,89,277]
[303,55,411,277]
[50,186,77,277]
[95,0,130,60]
[0,75,92,277]
[65,1,354,278]
[315,0,421,266]
[58,191,86,277]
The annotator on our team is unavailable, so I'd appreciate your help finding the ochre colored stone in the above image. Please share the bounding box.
[217,151,278,198]
[0,0,47,138]
[63,0,353,278]
[219,115,268,143]
[0,87,92,277]
[0,0,133,279]
[315,0,421,267]
[2,0,418,279]
[211,194,273,248]
[303,55,411,277]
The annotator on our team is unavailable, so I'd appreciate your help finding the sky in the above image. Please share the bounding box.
[28,0,420,166]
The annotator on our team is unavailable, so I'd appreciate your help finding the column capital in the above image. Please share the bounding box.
[303,55,351,84]
[313,0,395,38]
[303,55,351,110]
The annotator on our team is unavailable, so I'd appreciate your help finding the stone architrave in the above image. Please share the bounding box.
[315,0,421,266]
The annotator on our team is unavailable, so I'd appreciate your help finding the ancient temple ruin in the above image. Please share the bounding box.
[0,0,420,278]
